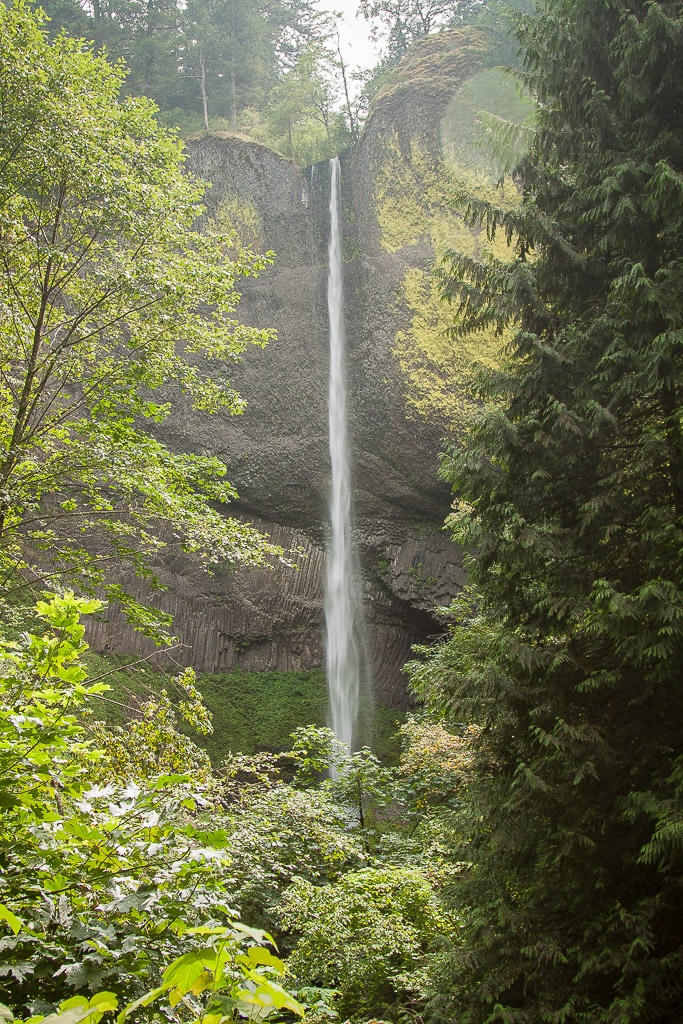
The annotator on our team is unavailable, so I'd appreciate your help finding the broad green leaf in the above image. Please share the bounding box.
[238,979,304,1016]
[237,948,285,973]
[163,951,217,994]
[0,905,22,936]
[117,985,169,1023]
[88,995,118,1013]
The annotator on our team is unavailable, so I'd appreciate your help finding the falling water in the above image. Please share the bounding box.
[325,157,362,755]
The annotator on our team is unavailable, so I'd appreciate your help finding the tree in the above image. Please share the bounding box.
[279,866,447,1021]
[0,1,281,637]
[358,0,483,64]
[34,0,93,39]
[39,0,182,103]
[37,0,345,151]
[99,0,180,101]
[177,0,277,130]
[416,0,683,1020]
[217,781,364,929]
[263,44,353,164]
[163,0,332,132]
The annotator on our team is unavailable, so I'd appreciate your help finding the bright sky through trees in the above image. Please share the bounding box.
[315,0,382,86]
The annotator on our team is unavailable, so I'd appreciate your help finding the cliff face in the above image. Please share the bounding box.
[88,28,528,708]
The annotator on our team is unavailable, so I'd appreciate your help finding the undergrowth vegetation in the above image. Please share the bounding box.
[0,595,467,1024]
[83,654,403,765]
[83,655,328,761]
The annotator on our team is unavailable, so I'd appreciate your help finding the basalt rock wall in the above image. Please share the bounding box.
[89,28,528,707]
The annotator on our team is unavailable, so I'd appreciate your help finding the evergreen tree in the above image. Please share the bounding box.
[36,0,332,136]
[178,0,277,129]
[358,0,483,63]
[35,0,92,39]
[414,1,683,1021]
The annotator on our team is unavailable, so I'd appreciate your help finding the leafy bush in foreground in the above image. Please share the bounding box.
[0,594,301,1021]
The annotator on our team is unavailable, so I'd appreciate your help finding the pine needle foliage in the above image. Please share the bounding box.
[416,1,683,1021]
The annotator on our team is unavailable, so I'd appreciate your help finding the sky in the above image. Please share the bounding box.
[314,0,385,84]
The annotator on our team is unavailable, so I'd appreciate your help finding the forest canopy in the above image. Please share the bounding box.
[33,0,506,160]
[35,0,359,161]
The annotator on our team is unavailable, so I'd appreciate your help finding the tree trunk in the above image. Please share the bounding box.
[337,40,357,141]
[230,65,237,130]
[199,48,209,131]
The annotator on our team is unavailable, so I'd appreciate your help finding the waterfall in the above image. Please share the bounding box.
[325,157,362,756]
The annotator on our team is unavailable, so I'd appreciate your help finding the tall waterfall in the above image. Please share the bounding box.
[325,157,362,755]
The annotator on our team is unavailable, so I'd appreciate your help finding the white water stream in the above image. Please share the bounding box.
[324,157,363,755]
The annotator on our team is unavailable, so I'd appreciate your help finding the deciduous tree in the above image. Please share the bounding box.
[358,0,483,62]
[0,1,280,636]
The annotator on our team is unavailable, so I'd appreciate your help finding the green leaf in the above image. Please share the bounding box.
[162,951,217,995]
[0,905,22,936]
[238,948,285,973]
[117,985,169,1023]
[88,995,117,1014]
[238,978,305,1016]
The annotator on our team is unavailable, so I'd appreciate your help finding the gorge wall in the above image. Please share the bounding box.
[87,27,529,709]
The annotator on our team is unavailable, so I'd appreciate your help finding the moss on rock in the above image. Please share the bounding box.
[372,133,518,429]
[207,194,264,251]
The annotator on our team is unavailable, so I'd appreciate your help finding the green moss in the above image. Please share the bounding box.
[373,137,516,430]
[375,138,517,255]
[376,552,391,576]
[394,262,514,427]
[207,194,264,251]
[83,651,404,766]
[407,562,438,591]
[83,651,168,727]
[368,27,488,126]
[371,704,405,765]
[190,667,328,762]
[84,652,328,763]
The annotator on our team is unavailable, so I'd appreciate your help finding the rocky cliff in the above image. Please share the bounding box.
[87,27,529,709]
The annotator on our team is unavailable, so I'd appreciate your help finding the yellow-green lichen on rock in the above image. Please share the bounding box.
[207,194,264,252]
[375,137,519,256]
[370,39,532,430]
[373,131,519,430]
[394,266,512,427]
